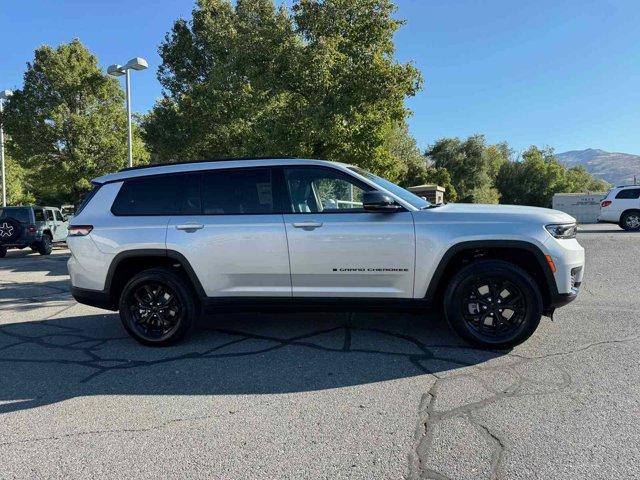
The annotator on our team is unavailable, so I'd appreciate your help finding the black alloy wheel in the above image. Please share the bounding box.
[129,282,182,340]
[119,268,196,346]
[444,260,542,349]
[460,278,526,340]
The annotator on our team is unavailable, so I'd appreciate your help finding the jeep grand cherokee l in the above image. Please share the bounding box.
[67,158,584,348]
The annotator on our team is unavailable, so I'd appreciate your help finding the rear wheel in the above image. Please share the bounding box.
[444,260,543,349]
[36,234,53,255]
[620,210,640,231]
[119,268,196,346]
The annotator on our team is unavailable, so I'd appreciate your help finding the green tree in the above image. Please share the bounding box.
[426,135,505,203]
[495,146,609,207]
[384,122,456,201]
[3,39,148,205]
[143,0,422,180]
[2,153,35,205]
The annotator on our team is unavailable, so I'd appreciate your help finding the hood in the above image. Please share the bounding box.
[418,203,576,224]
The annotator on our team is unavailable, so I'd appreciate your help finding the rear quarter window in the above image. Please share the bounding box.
[615,189,640,199]
[111,173,201,216]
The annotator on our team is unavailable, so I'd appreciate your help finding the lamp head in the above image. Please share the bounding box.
[107,64,126,77]
[125,57,148,71]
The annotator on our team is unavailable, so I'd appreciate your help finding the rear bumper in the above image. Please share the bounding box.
[71,287,117,311]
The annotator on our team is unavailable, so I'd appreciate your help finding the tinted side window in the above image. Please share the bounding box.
[284,167,373,213]
[202,168,276,215]
[34,209,45,221]
[615,189,640,199]
[112,174,201,216]
[44,210,53,221]
[53,210,61,221]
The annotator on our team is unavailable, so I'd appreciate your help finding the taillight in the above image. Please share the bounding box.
[68,225,93,236]
[27,224,36,234]
[601,200,612,207]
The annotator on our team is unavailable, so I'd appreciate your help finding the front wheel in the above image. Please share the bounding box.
[119,268,196,346]
[443,260,543,349]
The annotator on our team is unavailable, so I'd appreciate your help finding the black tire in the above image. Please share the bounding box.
[620,210,640,231]
[0,246,6,258]
[119,268,196,346]
[443,260,543,349]
[37,234,53,255]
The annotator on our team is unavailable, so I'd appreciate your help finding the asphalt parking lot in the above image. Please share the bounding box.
[0,223,638,480]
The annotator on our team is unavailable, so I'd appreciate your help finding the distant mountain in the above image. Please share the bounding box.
[555,148,640,186]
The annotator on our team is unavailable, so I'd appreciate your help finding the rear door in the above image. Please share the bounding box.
[614,188,640,219]
[281,166,416,298]
[165,167,291,297]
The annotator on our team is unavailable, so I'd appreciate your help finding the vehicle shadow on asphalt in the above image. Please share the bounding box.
[0,309,506,414]
[1,249,69,277]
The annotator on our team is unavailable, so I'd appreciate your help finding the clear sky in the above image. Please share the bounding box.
[1,0,639,155]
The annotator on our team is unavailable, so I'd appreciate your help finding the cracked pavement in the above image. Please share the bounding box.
[0,223,638,479]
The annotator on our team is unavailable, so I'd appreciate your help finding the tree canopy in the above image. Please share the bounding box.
[3,39,148,205]
[496,146,610,207]
[142,0,422,180]
[426,135,507,203]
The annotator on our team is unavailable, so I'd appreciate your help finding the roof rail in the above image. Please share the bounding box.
[615,184,640,189]
[118,156,301,172]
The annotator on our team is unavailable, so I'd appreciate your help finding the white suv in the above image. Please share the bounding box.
[67,158,585,348]
[597,185,640,231]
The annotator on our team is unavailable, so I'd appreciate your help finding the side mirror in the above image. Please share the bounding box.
[362,191,402,212]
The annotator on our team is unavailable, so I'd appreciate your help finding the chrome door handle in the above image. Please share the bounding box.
[175,223,204,231]
[292,221,323,229]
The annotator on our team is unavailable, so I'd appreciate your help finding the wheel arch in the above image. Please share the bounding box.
[424,240,559,310]
[621,208,640,220]
[105,249,206,309]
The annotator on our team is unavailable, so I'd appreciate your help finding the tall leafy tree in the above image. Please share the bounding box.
[426,135,505,203]
[143,0,422,180]
[3,39,148,205]
[384,122,456,201]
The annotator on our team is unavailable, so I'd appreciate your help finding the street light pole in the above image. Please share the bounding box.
[0,90,13,207]
[125,69,133,168]
[107,57,148,169]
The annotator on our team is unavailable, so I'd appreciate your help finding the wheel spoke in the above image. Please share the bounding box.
[127,281,183,340]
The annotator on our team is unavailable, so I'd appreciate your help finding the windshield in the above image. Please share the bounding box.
[0,207,31,223]
[348,167,431,209]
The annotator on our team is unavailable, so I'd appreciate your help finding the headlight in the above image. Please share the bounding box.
[545,223,577,239]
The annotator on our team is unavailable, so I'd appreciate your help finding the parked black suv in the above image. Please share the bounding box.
[0,206,69,257]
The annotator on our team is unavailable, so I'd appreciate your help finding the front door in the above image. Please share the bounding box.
[165,167,291,297]
[282,166,415,298]
[52,209,68,241]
